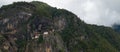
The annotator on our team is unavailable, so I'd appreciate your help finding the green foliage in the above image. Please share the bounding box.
[15,1,120,52]
[0,35,4,45]
[16,40,26,47]
[58,8,120,52]
[31,1,52,17]
[0,1,120,52]
[38,35,43,43]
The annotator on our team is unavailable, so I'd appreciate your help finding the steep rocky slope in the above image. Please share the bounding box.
[0,1,120,52]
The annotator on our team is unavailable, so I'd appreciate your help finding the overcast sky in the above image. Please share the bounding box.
[0,0,120,27]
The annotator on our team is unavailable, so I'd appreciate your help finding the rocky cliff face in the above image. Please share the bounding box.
[0,1,120,52]
[0,2,67,52]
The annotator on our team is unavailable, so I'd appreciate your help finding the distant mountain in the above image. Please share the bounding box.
[112,24,120,32]
[0,1,120,52]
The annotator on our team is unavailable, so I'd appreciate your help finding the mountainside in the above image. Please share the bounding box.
[0,1,120,52]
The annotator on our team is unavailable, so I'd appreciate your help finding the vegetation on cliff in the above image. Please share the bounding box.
[0,1,120,52]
